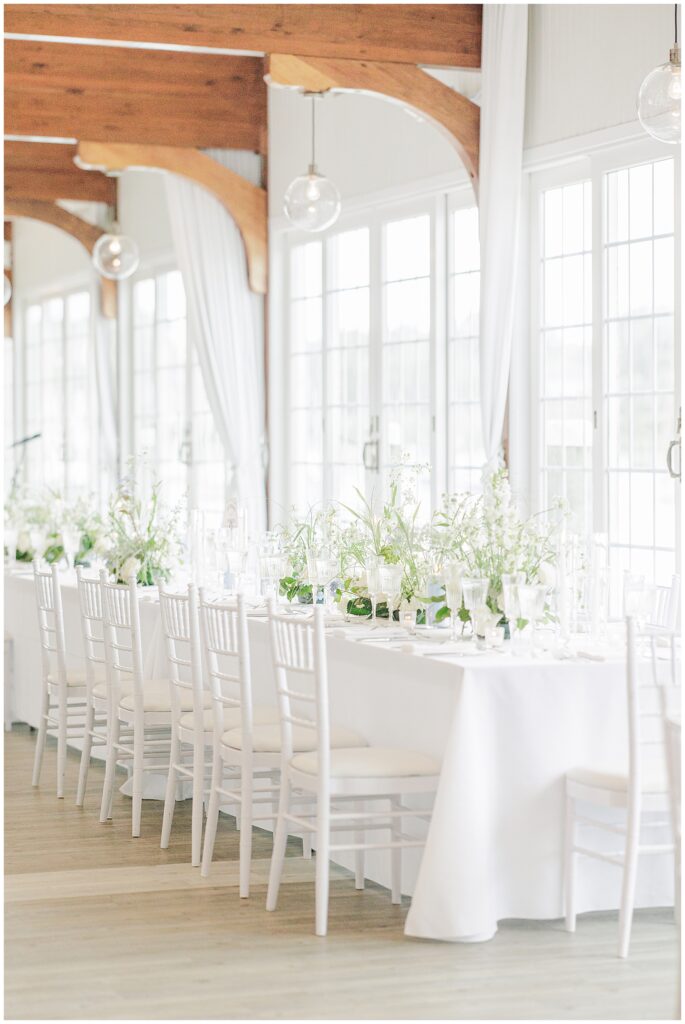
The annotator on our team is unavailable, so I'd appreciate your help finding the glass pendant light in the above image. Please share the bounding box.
[92,198,139,281]
[638,4,681,144]
[284,95,341,232]
[3,274,11,307]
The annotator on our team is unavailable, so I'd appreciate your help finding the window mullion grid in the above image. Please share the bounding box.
[321,239,329,506]
[369,212,383,510]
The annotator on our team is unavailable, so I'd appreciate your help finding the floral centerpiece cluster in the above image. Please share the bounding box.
[105,475,183,586]
[5,487,107,566]
[275,460,565,629]
[5,460,183,587]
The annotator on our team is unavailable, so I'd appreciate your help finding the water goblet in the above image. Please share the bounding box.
[501,571,525,644]
[365,554,382,623]
[61,527,81,570]
[462,577,489,639]
[315,551,339,612]
[444,561,465,642]
[379,563,404,624]
[517,583,549,656]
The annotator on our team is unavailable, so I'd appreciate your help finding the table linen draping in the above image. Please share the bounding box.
[5,571,673,941]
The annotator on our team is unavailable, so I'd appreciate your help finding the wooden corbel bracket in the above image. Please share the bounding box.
[3,199,117,318]
[76,141,268,295]
[267,53,480,188]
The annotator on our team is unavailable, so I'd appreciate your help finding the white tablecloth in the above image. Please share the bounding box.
[5,570,673,941]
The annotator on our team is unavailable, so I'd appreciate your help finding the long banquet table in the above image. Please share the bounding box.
[4,568,673,941]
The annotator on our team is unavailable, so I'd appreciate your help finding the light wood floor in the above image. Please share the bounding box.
[5,726,680,1021]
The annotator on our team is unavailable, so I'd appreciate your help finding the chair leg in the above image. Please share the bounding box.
[618,804,640,959]
[239,758,254,898]
[160,732,180,850]
[201,749,222,878]
[266,777,292,912]
[564,792,577,932]
[131,720,144,838]
[191,739,204,867]
[76,701,95,807]
[315,798,331,937]
[31,687,49,787]
[390,796,401,904]
[354,800,365,891]
[56,694,68,799]
[99,717,119,822]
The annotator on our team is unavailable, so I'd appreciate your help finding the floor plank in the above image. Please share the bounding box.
[5,725,680,1020]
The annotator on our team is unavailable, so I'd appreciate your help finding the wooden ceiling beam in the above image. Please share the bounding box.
[4,141,116,203]
[268,53,480,185]
[5,39,268,151]
[5,4,482,68]
[76,140,267,294]
[4,199,116,318]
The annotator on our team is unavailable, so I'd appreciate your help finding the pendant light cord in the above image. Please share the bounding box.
[676,3,679,46]
[311,96,317,169]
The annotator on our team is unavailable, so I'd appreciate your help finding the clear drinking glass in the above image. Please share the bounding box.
[501,571,525,643]
[365,554,382,623]
[462,577,489,639]
[379,563,403,624]
[444,561,465,641]
[315,552,339,611]
[517,583,549,655]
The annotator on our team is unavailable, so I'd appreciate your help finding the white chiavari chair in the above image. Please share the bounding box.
[647,575,680,633]
[99,572,177,837]
[158,585,212,866]
[200,592,304,897]
[32,563,90,798]
[265,602,441,936]
[564,617,680,957]
[75,568,116,807]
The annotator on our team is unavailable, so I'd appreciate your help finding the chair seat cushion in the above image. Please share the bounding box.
[48,669,104,688]
[92,679,134,700]
[179,705,279,733]
[221,722,366,754]
[291,746,441,779]
[119,683,212,714]
[567,764,668,794]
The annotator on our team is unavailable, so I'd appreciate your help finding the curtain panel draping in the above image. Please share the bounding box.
[478,4,529,469]
[94,309,118,490]
[164,150,267,537]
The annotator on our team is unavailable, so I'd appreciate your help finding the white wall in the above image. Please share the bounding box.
[525,4,674,148]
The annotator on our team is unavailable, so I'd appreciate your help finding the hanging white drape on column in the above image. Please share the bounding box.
[478,4,529,468]
[164,150,267,537]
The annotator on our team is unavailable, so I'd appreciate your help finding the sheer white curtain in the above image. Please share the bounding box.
[164,150,267,536]
[478,4,528,468]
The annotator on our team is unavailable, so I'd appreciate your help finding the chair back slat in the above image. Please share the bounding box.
[647,575,680,632]
[159,585,205,727]
[100,571,145,708]
[199,592,252,739]
[33,563,67,685]
[76,568,106,689]
[627,617,681,805]
[267,602,330,776]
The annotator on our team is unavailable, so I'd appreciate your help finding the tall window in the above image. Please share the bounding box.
[448,203,484,492]
[534,147,680,587]
[604,157,677,586]
[22,290,94,498]
[537,180,593,532]
[284,194,480,513]
[132,269,227,512]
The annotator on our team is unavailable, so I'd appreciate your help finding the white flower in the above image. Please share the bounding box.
[120,556,141,582]
[17,530,31,553]
[538,560,556,586]
[93,534,110,557]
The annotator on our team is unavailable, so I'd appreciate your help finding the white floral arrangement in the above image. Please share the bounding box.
[105,474,183,587]
[4,486,106,565]
[275,460,566,624]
